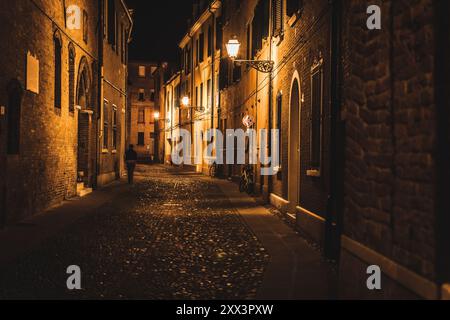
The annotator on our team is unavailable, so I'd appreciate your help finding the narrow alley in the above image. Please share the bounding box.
[0,165,336,300]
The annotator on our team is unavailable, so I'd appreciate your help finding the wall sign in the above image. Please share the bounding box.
[242,115,255,128]
[66,5,81,30]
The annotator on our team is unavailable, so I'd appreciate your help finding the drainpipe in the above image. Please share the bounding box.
[95,0,105,190]
[434,0,450,292]
[325,0,343,260]
[267,2,274,201]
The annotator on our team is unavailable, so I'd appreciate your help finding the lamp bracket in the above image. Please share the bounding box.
[234,60,274,73]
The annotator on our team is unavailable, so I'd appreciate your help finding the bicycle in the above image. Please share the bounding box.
[239,164,255,194]
[209,162,223,178]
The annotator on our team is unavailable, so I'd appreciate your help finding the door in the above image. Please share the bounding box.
[288,79,301,213]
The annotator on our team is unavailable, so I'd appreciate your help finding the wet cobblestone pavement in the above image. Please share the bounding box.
[0,165,269,300]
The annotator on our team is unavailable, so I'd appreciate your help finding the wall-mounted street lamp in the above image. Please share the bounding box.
[153,111,160,120]
[181,96,205,112]
[226,37,274,73]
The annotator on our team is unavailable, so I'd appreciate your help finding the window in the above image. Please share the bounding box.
[311,61,323,170]
[138,108,145,123]
[216,19,222,50]
[150,89,155,102]
[184,46,191,74]
[6,80,23,155]
[233,64,241,82]
[219,58,230,90]
[252,0,270,57]
[138,132,145,146]
[103,100,109,149]
[195,86,199,107]
[112,106,118,150]
[246,24,251,60]
[207,79,212,110]
[54,32,62,109]
[121,24,126,63]
[138,88,145,101]
[198,33,204,62]
[195,39,199,65]
[139,65,146,77]
[207,26,213,57]
[174,85,180,108]
[272,0,284,36]
[276,93,283,172]
[68,44,75,113]
[200,83,203,108]
[83,10,88,43]
[107,0,116,47]
[287,0,303,17]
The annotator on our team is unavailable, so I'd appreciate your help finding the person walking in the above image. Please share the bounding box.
[125,144,138,184]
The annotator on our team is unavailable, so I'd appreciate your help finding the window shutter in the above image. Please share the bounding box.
[272,0,283,36]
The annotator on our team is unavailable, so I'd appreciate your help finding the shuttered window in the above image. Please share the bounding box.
[272,0,283,36]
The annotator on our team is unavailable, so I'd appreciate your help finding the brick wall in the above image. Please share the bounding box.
[0,0,98,223]
[341,0,437,281]
[270,0,332,218]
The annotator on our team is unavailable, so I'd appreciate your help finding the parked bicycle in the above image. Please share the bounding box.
[239,164,255,194]
[209,162,223,178]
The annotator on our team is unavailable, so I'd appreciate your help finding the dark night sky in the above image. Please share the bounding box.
[126,0,194,64]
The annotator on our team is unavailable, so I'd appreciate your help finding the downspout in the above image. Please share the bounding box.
[325,0,343,260]
[95,0,104,190]
[267,2,274,200]
[434,0,450,293]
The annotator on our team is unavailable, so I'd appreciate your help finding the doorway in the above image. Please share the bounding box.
[76,59,93,187]
[288,78,301,213]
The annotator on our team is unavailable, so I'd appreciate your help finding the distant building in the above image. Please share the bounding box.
[179,0,222,173]
[163,72,181,165]
[127,61,159,162]
[0,0,132,225]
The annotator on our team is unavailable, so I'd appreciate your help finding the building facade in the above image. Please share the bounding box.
[127,61,159,162]
[171,0,450,299]
[163,72,181,164]
[0,0,132,225]
[179,0,222,173]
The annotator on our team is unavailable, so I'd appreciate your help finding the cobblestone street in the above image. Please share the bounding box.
[0,165,337,300]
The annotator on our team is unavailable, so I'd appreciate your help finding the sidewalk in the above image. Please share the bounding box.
[0,180,129,266]
[213,178,338,300]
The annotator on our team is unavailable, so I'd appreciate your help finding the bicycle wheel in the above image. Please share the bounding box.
[209,164,216,178]
[239,179,246,192]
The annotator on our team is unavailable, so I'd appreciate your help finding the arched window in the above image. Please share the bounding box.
[77,57,91,110]
[54,31,62,109]
[68,43,76,113]
[6,79,23,155]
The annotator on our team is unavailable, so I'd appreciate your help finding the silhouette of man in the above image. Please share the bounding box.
[125,144,138,184]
